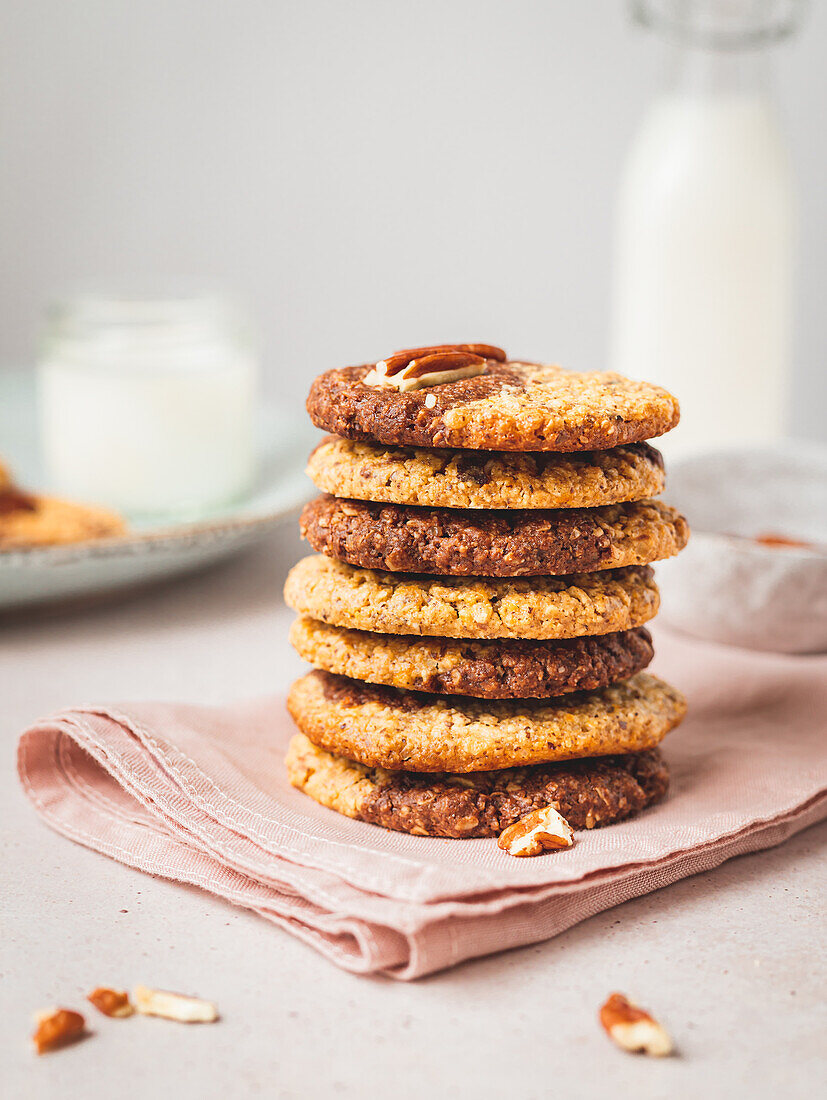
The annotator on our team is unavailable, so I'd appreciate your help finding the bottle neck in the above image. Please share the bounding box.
[636,0,800,95]
[665,41,772,94]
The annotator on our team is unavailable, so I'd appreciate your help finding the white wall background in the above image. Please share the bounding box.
[1,0,824,438]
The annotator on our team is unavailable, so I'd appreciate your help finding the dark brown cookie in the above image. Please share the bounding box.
[286,733,670,838]
[300,495,689,577]
[306,361,680,452]
[290,617,654,698]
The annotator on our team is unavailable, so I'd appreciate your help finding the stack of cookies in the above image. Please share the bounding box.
[284,344,688,848]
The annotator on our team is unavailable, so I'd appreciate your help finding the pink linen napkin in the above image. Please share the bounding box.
[17,628,827,979]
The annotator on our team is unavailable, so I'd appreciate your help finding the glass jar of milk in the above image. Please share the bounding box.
[609,0,801,456]
[38,292,259,517]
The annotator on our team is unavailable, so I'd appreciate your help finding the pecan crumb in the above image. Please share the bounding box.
[87,987,134,1018]
[32,1008,86,1054]
[498,805,574,856]
[599,993,673,1056]
[0,486,38,516]
[754,532,815,550]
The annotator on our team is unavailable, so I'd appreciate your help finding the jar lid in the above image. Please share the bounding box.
[42,289,256,370]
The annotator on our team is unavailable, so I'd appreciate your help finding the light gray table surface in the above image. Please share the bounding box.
[2,527,825,1099]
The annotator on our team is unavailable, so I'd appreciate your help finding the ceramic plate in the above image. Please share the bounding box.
[0,369,316,611]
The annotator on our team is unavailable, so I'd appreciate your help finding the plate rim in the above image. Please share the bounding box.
[0,498,307,565]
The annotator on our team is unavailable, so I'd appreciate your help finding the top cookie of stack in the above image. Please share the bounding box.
[284,344,688,842]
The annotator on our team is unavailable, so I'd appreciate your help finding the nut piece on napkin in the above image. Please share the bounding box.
[497,806,574,857]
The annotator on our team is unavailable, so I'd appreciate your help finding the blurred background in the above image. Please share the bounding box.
[1,0,824,435]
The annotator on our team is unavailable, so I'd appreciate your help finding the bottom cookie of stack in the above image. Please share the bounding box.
[286,732,670,839]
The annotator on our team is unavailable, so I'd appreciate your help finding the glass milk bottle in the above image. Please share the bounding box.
[609,0,800,456]
[39,292,259,517]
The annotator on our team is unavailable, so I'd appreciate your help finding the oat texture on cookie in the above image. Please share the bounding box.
[287,669,687,773]
[306,437,666,510]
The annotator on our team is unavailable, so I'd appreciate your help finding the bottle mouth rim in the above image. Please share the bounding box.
[631,0,802,51]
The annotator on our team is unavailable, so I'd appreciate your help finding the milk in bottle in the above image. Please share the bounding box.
[609,0,799,456]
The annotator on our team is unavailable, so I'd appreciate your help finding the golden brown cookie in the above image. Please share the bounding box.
[289,617,654,699]
[0,491,126,549]
[306,436,666,510]
[284,556,660,640]
[300,495,688,577]
[307,361,680,452]
[286,733,670,838]
[287,670,686,772]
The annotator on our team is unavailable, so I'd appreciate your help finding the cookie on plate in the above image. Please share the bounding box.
[0,490,126,549]
[284,556,660,640]
[300,495,688,577]
[287,670,687,772]
[306,436,666,510]
[289,617,654,699]
[307,359,680,452]
[286,733,670,837]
